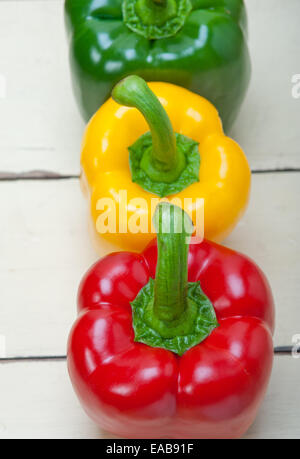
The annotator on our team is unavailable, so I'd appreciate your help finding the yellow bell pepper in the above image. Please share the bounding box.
[81,76,251,252]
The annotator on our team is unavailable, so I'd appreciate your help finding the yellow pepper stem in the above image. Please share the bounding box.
[112,75,186,183]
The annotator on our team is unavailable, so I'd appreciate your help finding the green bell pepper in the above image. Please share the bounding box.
[65,0,250,130]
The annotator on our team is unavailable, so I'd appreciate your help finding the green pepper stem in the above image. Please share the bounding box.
[152,202,193,322]
[123,0,191,40]
[152,0,167,6]
[112,76,185,182]
[134,0,176,27]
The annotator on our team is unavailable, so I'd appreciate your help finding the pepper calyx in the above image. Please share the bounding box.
[130,203,219,356]
[131,279,219,356]
[122,0,192,40]
[129,133,200,197]
[112,76,200,198]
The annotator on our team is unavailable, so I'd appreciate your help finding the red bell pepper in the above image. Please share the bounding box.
[68,203,274,439]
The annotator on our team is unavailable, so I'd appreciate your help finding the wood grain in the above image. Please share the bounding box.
[232,0,300,171]
[0,0,83,176]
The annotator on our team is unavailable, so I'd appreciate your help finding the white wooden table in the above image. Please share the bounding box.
[0,0,299,439]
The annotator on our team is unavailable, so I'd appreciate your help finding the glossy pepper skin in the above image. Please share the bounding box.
[81,78,250,252]
[68,235,274,439]
[64,0,250,130]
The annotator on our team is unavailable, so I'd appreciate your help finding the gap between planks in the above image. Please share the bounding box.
[0,347,299,364]
[1,168,300,182]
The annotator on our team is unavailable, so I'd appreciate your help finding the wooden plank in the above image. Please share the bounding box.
[0,0,299,175]
[0,0,84,176]
[0,179,98,357]
[225,171,300,348]
[0,359,102,439]
[0,172,299,357]
[0,356,298,439]
[244,356,300,439]
[232,0,300,170]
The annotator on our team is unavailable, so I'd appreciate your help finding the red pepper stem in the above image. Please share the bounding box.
[130,203,218,353]
[152,203,193,322]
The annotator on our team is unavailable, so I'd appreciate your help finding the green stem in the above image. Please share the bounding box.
[112,76,186,183]
[130,202,218,354]
[152,0,167,6]
[122,0,192,40]
[152,202,193,322]
[134,0,176,27]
